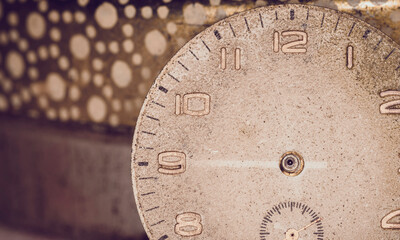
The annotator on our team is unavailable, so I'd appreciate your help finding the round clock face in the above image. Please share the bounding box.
[131,4,400,239]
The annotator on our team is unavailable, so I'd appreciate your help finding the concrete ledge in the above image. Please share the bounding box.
[0,116,147,240]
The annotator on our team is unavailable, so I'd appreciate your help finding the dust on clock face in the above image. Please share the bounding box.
[131,4,400,240]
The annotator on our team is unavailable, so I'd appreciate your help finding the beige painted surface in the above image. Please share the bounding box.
[0,0,399,128]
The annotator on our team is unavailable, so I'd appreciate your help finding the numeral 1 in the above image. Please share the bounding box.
[381,210,400,229]
[175,93,211,116]
[380,90,400,114]
[158,151,186,175]
[175,212,203,236]
[347,45,354,69]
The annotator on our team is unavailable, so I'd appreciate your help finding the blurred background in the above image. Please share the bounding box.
[0,0,399,239]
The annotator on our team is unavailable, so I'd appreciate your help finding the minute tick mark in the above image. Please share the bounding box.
[146,115,160,121]
[201,40,211,52]
[145,206,160,212]
[374,38,383,50]
[306,8,309,20]
[142,131,156,136]
[168,73,180,82]
[334,15,341,32]
[384,49,395,60]
[320,13,325,27]
[177,61,189,71]
[348,22,356,36]
[229,23,236,37]
[259,13,264,28]
[189,49,199,60]
[150,220,165,227]
[244,17,251,32]
[152,101,165,108]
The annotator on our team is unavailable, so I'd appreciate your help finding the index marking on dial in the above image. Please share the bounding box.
[152,101,165,108]
[150,220,165,227]
[138,161,149,166]
[259,13,264,28]
[275,10,278,20]
[146,115,160,121]
[320,13,325,27]
[138,177,158,180]
[290,9,295,20]
[374,38,383,50]
[167,73,180,82]
[214,30,222,40]
[306,8,309,20]
[363,29,371,39]
[177,61,189,71]
[201,40,211,52]
[158,86,168,93]
[334,15,341,32]
[158,235,168,240]
[141,192,155,196]
[142,131,156,136]
[138,146,154,150]
[348,22,356,36]
[244,17,251,32]
[145,206,160,212]
[384,49,395,60]
[189,49,199,60]
[229,23,236,37]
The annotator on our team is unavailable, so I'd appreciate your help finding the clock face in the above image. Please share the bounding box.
[131,4,400,239]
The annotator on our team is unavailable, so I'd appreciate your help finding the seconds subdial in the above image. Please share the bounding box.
[260,201,324,240]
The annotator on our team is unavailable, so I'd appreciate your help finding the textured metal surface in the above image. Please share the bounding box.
[132,4,400,239]
[0,0,399,128]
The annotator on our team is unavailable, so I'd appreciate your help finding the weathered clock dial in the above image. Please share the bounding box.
[132,4,400,239]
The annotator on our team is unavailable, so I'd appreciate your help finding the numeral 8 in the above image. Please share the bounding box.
[175,212,203,237]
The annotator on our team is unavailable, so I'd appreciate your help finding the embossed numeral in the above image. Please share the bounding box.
[347,45,354,69]
[158,151,186,175]
[220,47,241,70]
[273,30,308,53]
[175,212,203,236]
[380,90,400,114]
[175,93,211,116]
[381,210,400,229]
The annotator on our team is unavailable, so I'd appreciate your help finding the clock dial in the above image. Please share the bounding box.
[131,5,400,239]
